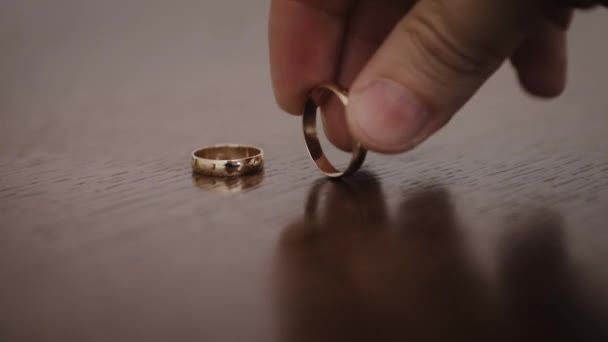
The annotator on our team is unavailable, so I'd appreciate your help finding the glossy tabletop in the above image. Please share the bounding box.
[1,2,607,341]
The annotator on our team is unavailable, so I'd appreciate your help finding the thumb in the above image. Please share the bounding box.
[346,0,545,153]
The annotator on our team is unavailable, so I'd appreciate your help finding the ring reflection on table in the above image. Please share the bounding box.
[275,177,498,342]
[192,172,264,192]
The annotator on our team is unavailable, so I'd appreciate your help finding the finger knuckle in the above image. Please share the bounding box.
[401,2,504,81]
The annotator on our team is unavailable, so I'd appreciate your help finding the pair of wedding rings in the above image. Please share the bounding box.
[191,84,366,179]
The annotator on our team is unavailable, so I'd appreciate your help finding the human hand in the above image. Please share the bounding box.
[269,0,602,153]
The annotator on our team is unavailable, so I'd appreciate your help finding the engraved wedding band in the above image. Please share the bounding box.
[303,84,367,178]
[191,144,264,177]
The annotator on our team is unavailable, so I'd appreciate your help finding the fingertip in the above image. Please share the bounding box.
[272,84,306,115]
[346,79,430,154]
[517,67,566,98]
[511,18,568,99]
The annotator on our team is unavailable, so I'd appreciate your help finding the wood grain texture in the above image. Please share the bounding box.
[1,2,607,341]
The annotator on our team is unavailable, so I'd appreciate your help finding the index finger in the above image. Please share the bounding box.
[269,0,354,114]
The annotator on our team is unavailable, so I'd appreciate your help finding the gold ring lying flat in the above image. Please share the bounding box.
[303,84,367,178]
[191,144,264,177]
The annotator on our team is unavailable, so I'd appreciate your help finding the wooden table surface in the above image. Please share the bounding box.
[1,2,607,341]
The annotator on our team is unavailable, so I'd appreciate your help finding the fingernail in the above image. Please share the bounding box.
[348,79,429,151]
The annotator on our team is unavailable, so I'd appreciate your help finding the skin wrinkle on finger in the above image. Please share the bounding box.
[348,21,492,151]
[361,0,526,91]
[350,2,506,137]
[405,8,504,78]
[344,0,554,153]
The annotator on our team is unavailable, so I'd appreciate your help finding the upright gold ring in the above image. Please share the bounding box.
[303,84,367,178]
[191,144,264,177]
